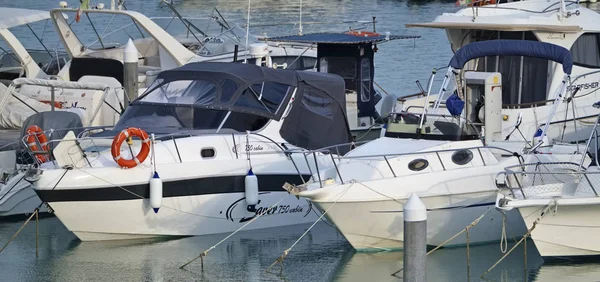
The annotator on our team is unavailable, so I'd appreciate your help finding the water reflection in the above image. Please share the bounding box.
[3,214,600,281]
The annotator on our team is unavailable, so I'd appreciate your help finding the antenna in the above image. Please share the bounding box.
[299,0,303,35]
[244,0,251,63]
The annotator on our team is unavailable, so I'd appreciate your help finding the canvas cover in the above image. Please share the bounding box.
[20,111,83,148]
[280,71,353,154]
[449,40,573,74]
[125,62,353,152]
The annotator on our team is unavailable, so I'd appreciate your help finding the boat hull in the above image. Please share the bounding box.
[519,204,600,257]
[43,191,317,241]
[0,174,47,218]
[311,192,527,251]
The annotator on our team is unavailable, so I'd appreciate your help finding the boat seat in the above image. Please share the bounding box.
[18,111,83,165]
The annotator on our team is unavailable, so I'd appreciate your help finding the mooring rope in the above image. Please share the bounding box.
[74,167,223,219]
[265,182,355,274]
[480,198,558,279]
[0,208,38,254]
[73,165,306,270]
[0,167,69,256]
[179,191,292,270]
[499,210,508,254]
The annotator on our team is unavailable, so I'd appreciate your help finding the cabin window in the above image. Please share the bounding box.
[242,57,317,70]
[360,58,371,102]
[471,31,548,107]
[235,82,293,114]
[571,33,600,68]
[271,56,317,70]
[219,79,239,104]
[301,85,333,120]
[408,159,429,171]
[200,148,216,158]
[141,79,217,105]
[319,57,356,79]
[451,149,473,165]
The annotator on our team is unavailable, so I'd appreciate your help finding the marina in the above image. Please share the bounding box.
[4,0,600,281]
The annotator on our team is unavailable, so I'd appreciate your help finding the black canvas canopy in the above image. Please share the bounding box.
[122,62,353,152]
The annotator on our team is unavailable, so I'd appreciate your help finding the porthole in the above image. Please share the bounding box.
[408,159,429,171]
[451,150,473,165]
[201,148,216,158]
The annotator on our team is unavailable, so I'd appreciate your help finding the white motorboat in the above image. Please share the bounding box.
[293,39,590,251]
[46,6,385,137]
[48,6,318,91]
[27,62,355,241]
[0,7,124,218]
[496,102,600,258]
[406,0,600,144]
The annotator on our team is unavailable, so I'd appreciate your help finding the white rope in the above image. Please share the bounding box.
[265,183,355,273]
[499,210,508,253]
[180,191,293,269]
[73,167,225,220]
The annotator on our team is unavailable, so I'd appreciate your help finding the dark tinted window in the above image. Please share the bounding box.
[301,85,333,120]
[219,79,238,104]
[319,57,356,79]
[235,82,292,114]
[241,56,317,70]
[141,79,217,105]
[571,33,600,68]
[451,150,473,165]
[408,159,429,171]
[471,31,548,106]
[116,103,269,132]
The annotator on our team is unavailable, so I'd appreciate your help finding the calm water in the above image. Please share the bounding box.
[3,0,600,281]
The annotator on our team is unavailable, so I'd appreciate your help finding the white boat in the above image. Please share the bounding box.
[48,6,318,91]
[406,0,600,144]
[294,39,590,251]
[0,7,124,218]
[45,6,384,136]
[496,103,600,257]
[27,62,355,241]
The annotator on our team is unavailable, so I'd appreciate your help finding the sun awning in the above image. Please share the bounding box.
[0,8,50,29]
[406,22,582,33]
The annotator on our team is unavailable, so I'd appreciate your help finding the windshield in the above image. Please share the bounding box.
[58,11,256,58]
[384,112,480,141]
[0,19,67,79]
[153,17,256,57]
[114,77,294,133]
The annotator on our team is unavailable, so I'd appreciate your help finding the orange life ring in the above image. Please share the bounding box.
[111,128,151,168]
[467,0,496,6]
[346,30,380,37]
[25,125,50,163]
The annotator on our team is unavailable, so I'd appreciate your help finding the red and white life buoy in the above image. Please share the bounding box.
[25,125,50,163]
[345,30,381,37]
[111,128,151,168]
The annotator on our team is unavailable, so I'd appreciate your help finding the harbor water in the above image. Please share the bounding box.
[3,0,600,281]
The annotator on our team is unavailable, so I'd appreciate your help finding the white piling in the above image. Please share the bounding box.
[403,193,427,282]
[123,39,138,110]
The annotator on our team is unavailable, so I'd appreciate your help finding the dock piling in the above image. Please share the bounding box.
[403,193,427,282]
[123,39,138,110]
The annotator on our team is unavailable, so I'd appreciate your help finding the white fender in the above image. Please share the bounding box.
[149,171,162,213]
[380,123,387,138]
[245,168,259,206]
